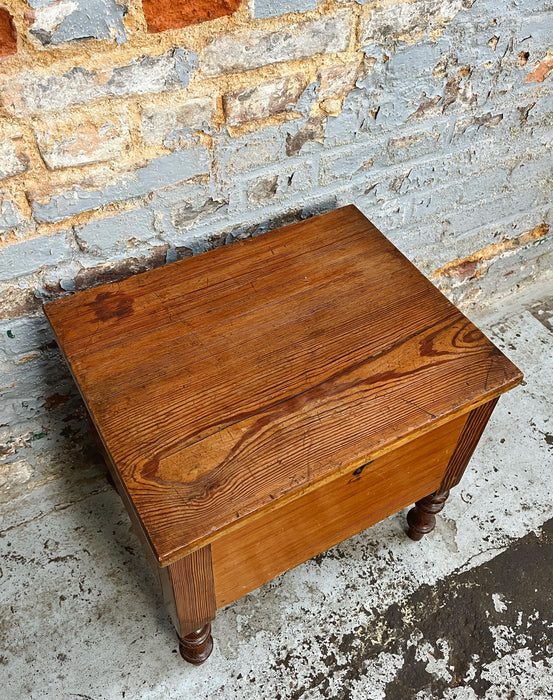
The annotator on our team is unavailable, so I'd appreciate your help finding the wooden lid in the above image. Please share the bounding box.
[44,206,522,564]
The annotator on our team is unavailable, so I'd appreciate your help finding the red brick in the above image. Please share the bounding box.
[143,0,241,33]
[0,8,17,59]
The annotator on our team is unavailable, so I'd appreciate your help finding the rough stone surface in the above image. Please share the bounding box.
[253,0,320,19]
[0,48,198,115]
[141,97,216,145]
[28,0,127,46]
[0,136,30,180]
[1,285,552,698]
[201,13,353,76]
[31,146,211,223]
[224,74,307,126]
[0,7,17,58]
[0,232,71,282]
[36,114,130,170]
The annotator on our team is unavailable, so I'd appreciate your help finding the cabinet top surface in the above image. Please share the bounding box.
[44,205,522,564]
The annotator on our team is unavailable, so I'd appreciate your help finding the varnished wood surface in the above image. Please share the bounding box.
[211,414,466,609]
[440,398,499,491]
[44,205,523,565]
[160,546,216,638]
[407,490,450,541]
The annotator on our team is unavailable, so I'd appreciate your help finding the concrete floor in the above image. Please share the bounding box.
[1,281,553,699]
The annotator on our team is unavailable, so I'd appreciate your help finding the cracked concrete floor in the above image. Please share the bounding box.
[1,280,552,699]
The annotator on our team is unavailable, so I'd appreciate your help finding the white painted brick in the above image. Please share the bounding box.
[0,49,198,116]
[201,13,353,77]
[141,97,216,146]
[253,0,320,18]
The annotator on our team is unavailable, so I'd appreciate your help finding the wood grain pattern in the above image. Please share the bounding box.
[440,398,499,491]
[44,205,523,565]
[160,546,216,638]
[211,414,467,608]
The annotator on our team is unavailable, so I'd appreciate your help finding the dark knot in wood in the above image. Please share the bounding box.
[406,490,450,541]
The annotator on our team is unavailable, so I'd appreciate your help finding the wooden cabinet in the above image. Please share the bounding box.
[44,206,522,664]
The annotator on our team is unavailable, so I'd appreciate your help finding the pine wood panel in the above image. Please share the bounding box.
[44,205,523,565]
[212,413,467,608]
[160,546,216,638]
[440,397,499,491]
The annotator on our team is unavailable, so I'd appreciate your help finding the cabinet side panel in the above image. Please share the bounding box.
[440,398,499,491]
[212,414,467,608]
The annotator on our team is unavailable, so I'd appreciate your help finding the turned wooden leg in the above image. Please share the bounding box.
[407,399,501,542]
[407,490,449,541]
[159,546,217,665]
[178,623,214,665]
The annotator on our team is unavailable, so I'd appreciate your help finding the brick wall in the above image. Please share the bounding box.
[1,0,552,491]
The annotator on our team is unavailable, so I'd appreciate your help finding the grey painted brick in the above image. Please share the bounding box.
[0,232,71,282]
[201,12,353,77]
[361,0,472,45]
[29,0,127,46]
[0,198,21,235]
[74,207,158,258]
[1,49,198,116]
[150,180,227,241]
[0,137,30,181]
[141,97,216,146]
[31,146,211,224]
[214,124,289,179]
[254,0,319,19]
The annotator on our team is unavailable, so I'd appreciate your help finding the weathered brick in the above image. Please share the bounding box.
[143,0,241,33]
[224,74,307,126]
[0,287,42,320]
[317,60,361,99]
[36,113,130,170]
[254,0,319,19]
[170,197,227,231]
[141,97,216,146]
[0,232,71,282]
[30,146,211,223]
[0,8,17,59]
[286,116,326,156]
[27,0,127,46]
[0,136,30,180]
[73,247,169,291]
[0,48,198,116]
[360,0,473,45]
[247,175,279,204]
[214,124,288,177]
[74,207,158,258]
[201,13,353,77]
